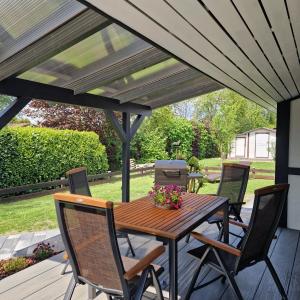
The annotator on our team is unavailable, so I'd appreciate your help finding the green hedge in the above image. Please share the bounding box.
[0,127,108,188]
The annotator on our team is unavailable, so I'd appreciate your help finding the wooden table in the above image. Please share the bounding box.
[114,193,229,300]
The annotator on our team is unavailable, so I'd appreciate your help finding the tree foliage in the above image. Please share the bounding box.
[0,95,13,111]
[193,89,276,156]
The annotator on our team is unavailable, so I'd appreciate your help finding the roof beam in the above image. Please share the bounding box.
[0,78,151,115]
[0,97,31,129]
[67,46,169,94]
[0,9,111,82]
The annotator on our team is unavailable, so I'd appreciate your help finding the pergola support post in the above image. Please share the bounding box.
[0,97,31,129]
[105,110,147,202]
[275,101,290,227]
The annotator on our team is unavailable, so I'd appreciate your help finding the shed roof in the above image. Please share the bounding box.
[237,127,276,136]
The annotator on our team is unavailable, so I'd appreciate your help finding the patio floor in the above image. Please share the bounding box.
[0,209,299,300]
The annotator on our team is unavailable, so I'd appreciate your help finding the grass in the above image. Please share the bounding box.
[0,173,274,235]
[200,158,275,170]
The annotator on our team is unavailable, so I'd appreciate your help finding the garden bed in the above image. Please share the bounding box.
[0,242,60,280]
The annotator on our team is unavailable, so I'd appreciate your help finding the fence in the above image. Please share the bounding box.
[203,166,275,180]
[0,166,154,201]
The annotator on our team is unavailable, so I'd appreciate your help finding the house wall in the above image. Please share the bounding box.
[288,99,300,230]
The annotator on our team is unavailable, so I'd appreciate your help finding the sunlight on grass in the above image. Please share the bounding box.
[0,174,273,235]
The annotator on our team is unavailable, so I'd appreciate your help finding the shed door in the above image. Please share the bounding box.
[235,137,246,157]
[255,134,269,158]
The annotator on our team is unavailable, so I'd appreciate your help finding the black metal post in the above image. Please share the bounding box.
[275,101,290,227]
[105,111,148,202]
[168,238,178,300]
[0,97,31,129]
[122,112,131,202]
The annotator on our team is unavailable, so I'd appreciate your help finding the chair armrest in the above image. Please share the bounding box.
[123,245,165,280]
[230,201,246,205]
[229,219,249,229]
[191,232,241,257]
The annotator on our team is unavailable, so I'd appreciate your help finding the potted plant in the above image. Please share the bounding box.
[148,184,183,209]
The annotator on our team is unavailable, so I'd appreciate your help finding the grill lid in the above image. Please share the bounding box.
[155,160,187,169]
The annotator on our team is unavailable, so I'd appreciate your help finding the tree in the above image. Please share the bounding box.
[193,89,276,157]
[23,100,122,170]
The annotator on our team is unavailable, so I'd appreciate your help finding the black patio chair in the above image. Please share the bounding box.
[61,167,135,275]
[185,183,289,300]
[186,163,250,243]
[54,193,165,300]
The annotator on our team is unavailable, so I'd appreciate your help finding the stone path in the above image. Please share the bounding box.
[0,229,63,260]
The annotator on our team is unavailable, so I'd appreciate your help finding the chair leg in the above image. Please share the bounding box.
[64,277,76,300]
[61,260,70,275]
[150,268,164,300]
[185,247,210,300]
[134,268,150,300]
[212,248,243,300]
[125,235,135,257]
[265,257,288,300]
[185,233,191,243]
[217,227,224,241]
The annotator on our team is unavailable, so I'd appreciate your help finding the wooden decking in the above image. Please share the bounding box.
[0,209,300,300]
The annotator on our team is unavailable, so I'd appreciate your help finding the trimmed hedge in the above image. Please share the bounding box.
[0,127,108,188]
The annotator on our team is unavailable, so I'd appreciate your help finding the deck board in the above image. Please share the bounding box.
[0,209,299,300]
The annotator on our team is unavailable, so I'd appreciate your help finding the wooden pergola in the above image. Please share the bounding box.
[1,0,300,229]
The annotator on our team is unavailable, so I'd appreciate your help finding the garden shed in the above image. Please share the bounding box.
[229,128,276,160]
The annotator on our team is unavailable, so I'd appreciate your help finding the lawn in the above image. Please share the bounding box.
[200,158,275,170]
[0,173,274,235]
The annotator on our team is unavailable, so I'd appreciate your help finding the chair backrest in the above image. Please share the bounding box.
[66,167,91,197]
[54,193,127,294]
[236,184,289,272]
[217,163,250,214]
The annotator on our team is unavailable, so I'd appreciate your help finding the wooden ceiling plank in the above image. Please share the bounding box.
[262,0,300,93]
[285,0,300,71]
[203,0,294,99]
[167,0,282,102]
[129,0,275,106]
[80,0,277,108]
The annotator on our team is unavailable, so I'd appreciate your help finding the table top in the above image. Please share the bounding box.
[114,193,228,240]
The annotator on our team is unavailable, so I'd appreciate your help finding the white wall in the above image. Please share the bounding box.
[249,132,255,158]
[288,99,300,229]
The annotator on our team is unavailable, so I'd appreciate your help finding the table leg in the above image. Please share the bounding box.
[169,239,178,300]
[223,201,229,243]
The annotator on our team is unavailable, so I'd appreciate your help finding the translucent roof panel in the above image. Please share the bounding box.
[0,0,85,63]
[133,75,222,108]
[18,23,145,88]
[92,58,189,100]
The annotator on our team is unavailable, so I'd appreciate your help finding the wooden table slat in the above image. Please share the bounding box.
[115,193,228,240]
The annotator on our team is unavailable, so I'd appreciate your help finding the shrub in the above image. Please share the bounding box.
[131,129,168,163]
[33,242,55,261]
[0,257,33,278]
[167,117,194,159]
[0,127,108,188]
[198,124,219,159]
